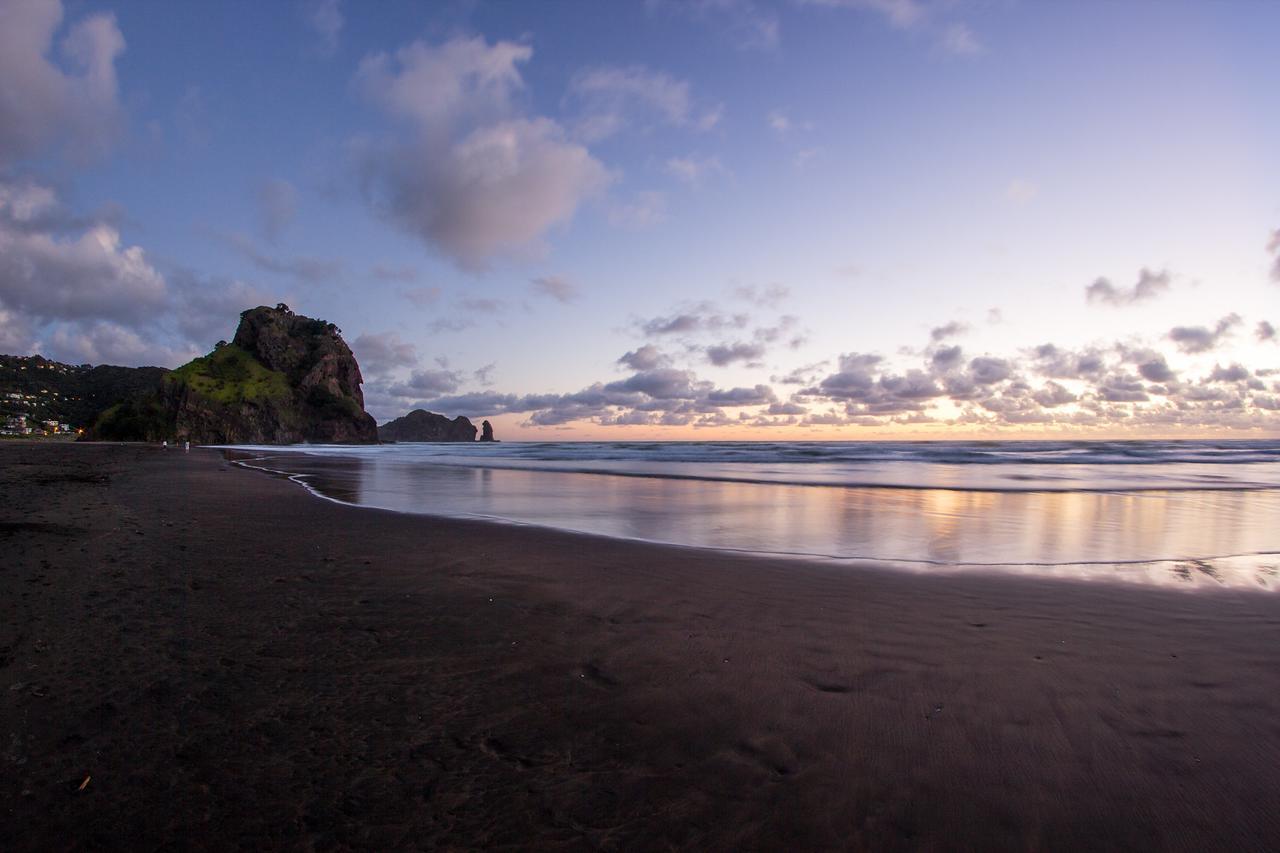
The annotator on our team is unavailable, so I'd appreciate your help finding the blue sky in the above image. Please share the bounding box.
[1,0,1278,437]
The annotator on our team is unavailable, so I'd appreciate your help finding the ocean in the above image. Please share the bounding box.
[223,439,1280,590]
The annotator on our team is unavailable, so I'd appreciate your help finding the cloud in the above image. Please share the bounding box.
[355,36,531,126]
[1031,381,1076,408]
[371,264,419,283]
[571,66,691,125]
[734,283,789,308]
[665,155,725,184]
[1030,343,1105,379]
[379,314,1280,429]
[306,0,343,55]
[0,0,125,166]
[798,0,926,30]
[0,179,290,367]
[256,179,297,242]
[530,275,579,303]
[618,344,669,371]
[768,400,808,416]
[42,321,191,367]
[1085,268,1171,306]
[355,37,609,269]
[638,302,750,337]
[929,320,968,342]
[768,110,791,133]
[1269,229,1280,283]
[772,361,829,386]
[608,191,667,229]
[706,384,776,406]
[352,331,418,378]
[0,181,166,324]
[1168,314,1241,354]
[706,341,767,366]
[930,344,963,371]
[167,270,274,348]
[648,0,779,51]
[1136,354,1176,383]
[965,356,1012,385]
[941,23,982,56]
[223,232,342,282]
[1207,363,1251,384]
[400,286,441,307]
[458,297,504,314]
[1258,320,1276,342]
[388,367,463,397]
[605,367,706,400]
[569,65,720,141]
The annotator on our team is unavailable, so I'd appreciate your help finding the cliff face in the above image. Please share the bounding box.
[90,304,378,444]
[378,410,479,442]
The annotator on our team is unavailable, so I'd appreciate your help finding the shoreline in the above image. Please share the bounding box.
[4,441,1280,849]
[224,447,1280,591]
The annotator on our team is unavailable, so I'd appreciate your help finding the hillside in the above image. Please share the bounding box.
[0,355,169,434]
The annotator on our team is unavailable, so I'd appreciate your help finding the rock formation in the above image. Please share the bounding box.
[378,410,478,442]
[479,420,496,442]
[89,304,378,444]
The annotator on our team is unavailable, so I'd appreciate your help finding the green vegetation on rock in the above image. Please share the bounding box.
[167,344,290,405]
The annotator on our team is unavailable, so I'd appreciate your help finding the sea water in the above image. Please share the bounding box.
[223,440,1280,589]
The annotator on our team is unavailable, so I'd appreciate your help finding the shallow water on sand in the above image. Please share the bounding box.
[223,440,1280,590]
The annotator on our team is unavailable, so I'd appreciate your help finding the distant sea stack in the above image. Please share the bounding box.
[378,410,484,442]
[480,420,496,442]
[89,304,378,444]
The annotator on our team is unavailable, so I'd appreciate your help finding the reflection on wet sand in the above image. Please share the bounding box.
[232,452,1280,591]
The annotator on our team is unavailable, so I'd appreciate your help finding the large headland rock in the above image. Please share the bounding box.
[88,304,378,444]
[378,409,490,442]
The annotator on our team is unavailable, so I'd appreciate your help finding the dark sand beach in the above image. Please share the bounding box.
[3,441,1280,851]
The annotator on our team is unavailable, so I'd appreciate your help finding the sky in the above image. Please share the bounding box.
[1,0,1278,439]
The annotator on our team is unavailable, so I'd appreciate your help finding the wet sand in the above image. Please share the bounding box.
[3,442,1279,850]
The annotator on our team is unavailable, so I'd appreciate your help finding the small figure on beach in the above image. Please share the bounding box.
[184,441,190,452]
[162,440,167,449]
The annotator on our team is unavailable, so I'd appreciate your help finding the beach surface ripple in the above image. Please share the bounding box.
[2,442,1280,851]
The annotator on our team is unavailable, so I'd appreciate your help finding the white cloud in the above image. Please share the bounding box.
[568,64,722,142]
[0,178,290,366]
[0,0,125,166]
[42,321,192,367]
[355,36,532,128]
[356,37,608,269]
[0,185,166,324]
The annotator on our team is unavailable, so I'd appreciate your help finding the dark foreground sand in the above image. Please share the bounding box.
[2,443,1279,851]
